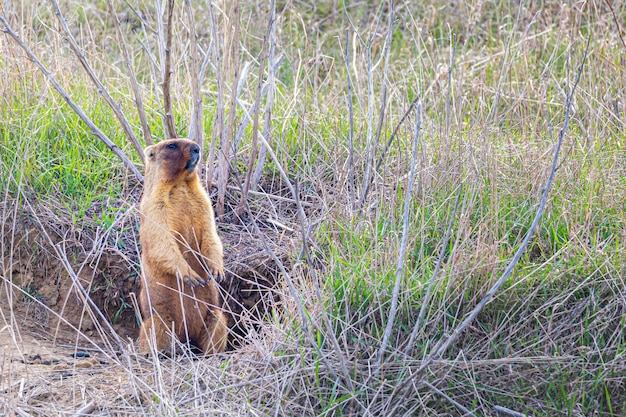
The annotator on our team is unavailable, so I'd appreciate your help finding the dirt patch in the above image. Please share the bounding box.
[1,193,295,353]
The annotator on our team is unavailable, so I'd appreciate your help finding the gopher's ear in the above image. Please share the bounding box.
[144,145,156,159]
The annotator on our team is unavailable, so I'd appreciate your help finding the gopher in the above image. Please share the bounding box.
[137,138,228,355]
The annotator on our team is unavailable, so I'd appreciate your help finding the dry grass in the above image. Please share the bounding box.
[1,0,625,416]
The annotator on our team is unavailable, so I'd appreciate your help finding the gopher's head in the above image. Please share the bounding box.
[144,138,201,183]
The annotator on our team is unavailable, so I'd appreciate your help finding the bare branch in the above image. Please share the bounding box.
[50,0,144,160]
[205,0,223,188]
[0,14,143,182]
[250,0,277,191]
[376,100,422,369]
[216,0,242,216]
[423,381,477,417]
[361,95,419,201]
[161,0,177,139]
[345,27,356,209]
[237,0,274,216]
[106,0,153,147]
[604,0,626,52]
[445,35,456,134]
[184,0,203,146]
[231,56,282,159]
[405,183,463,355]
[357,0,395,211]
[493,405,528,417]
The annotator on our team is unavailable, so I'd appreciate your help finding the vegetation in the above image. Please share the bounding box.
[1,0,624,415]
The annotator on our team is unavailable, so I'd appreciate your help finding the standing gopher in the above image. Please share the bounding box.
[137,138,227,355]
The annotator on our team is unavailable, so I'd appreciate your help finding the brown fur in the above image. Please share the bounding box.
[137,138,227,355]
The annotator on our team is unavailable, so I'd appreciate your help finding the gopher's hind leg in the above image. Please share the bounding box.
[196,309,228,355]
[138,316,177,356]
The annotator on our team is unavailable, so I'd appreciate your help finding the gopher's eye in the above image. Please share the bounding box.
[167,143,177,150]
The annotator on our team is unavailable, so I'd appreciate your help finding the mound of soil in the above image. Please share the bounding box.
[1,193,294,351]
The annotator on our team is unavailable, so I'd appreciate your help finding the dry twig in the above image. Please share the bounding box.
[161,0,177,139]
[238,0,275,215]
[184,0,203,146]
[376,100,421,369]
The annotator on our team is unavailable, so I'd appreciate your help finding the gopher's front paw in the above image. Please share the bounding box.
[184,272,208,287]
[209,266,225,283]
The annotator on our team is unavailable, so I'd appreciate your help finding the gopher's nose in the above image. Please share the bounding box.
[188,144,200,169]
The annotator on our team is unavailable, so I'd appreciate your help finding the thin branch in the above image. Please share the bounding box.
[184,0,203,146]
[604,0,626,52]
[493,405,528,417]
[206,0,223,187]
[216,0,241,216]
[371,96,419,182]
[106,0,153,147]
[73,401,96,416]
[238,0,274,216]
[386,33,592,416]
[231,56,282,160]
[345,27,355,209]
[50,0,144,159]
[445,34,456,134]
[0,15,143,182]
[357,1,395,211]
[250,0,277,191]
[405,183,463,355]
[161,0,177,138]
[376,100,422,369]
[198,39,214,86]
[423,381,477,417]
[126,0,163,141]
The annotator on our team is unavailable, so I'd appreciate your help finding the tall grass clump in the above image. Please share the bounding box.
[1,0,625,416]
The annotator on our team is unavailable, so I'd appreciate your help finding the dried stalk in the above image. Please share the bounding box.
[106,0,152,147]
[604,0,626,52]
[50,0,144,159]
[206,0,223,187]
[445,35,456,134]
[184,0,203,146]
[237,0,274,216]
[371,96,419,186]
[0,15,143,182]
[376,100,421,369]
[73,401,96,416]
[250,0,277,191]
[386,33,591,417]
[356,1,395,211]
[216,0,241,216]
[493,405,528,417]
[404,183,462,355]
[161,0,177,139]
[345,27,356,208]
[371,0,395,163]
[231,56,282,160]
[423,381,477,417]
[125,1,162,141]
